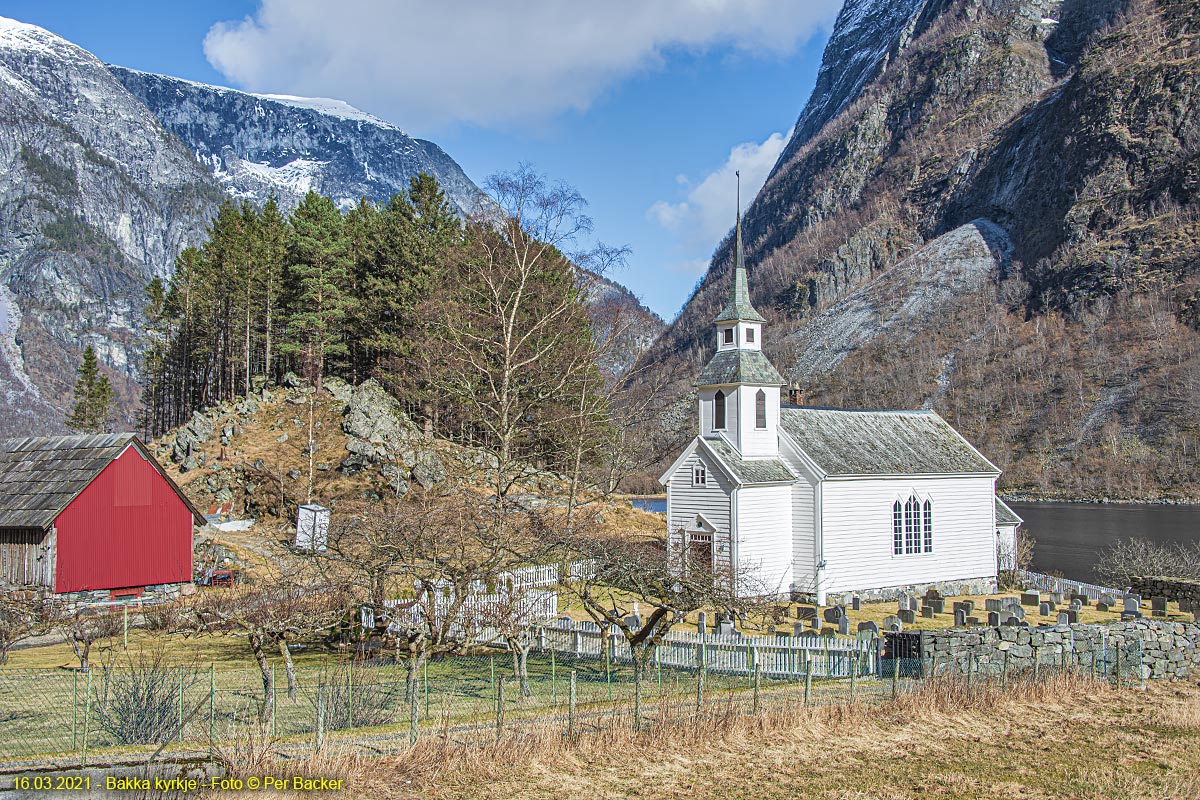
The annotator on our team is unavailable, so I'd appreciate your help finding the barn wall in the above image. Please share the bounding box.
[0,528,53,587]
[819,475,997,595]
[54,445,193,593]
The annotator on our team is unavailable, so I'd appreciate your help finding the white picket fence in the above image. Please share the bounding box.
[531,619,880,679]
[1019,570,1126,600]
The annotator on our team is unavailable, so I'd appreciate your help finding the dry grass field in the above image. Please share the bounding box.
[219,674,1200,800]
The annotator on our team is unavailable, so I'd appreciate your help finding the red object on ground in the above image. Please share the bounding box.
[54,444,194,593]
[209,569,234,587]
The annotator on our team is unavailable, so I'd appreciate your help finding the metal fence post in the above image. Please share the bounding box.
[1003,650,1009,691]
[753,663,761,715]
[271,664,277,737]
[178,665,185,742]
[348,664,354,730]
[1115,646,1122,690]
[123,604,129,650]
[423,659,430,719]
[496,677,506,741]
[409,679,419,746]
[891,651,899,698]
[209,663,215,745]
[695,666,705,712]
[568,670,577,740]
[551,649,558,708]
[81,669,91,767]
[850,651,858,703]
[316,685,325,752]
[72,671,78,750]
[804,652,812,705]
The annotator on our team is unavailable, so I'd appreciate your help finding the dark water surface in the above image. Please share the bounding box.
[634,497,1200,585]
[1011,501,1200,584]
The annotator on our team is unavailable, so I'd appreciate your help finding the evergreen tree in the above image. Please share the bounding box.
[282,191,352,392]
[65,345,114,434]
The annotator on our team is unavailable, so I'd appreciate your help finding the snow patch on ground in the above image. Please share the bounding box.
[253,94,402,131]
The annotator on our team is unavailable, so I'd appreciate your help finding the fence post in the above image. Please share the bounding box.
[1115,646,1122,690]
[804,652,812,705]
[209,663,215,746]
[409,678,419,746]
[489,655,496,700]
[1002,650,1009,691]
[316,686,325,752]
[850,651,858,703]
[72,670,78,750]
[695,666,705,713]
[551,649,558,708]
[967,652,973,693]
[424,658,430,719]
[496,676,506,741]
[891,649,899,698]
[568,670,577,740]
[753,662,761,715]
[271,664,277,737]
[1139,640,1146,691]
[605,647,613,703]
[123,604,129,650]
[81,669,91,767]
[178,665,185,742]
[348,664,354,730]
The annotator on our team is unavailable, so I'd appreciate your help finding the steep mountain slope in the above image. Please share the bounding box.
[110,67,484,215]
[111,67,664,374]
[0,17,224,435]
[636,0,1200,499]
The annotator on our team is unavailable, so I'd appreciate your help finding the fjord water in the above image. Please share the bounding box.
[1011,502,1200,584]
[634,498,1200,585]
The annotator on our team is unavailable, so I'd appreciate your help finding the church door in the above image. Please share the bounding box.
[687,532,714,574]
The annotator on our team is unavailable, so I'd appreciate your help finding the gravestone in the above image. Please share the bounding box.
[899,609,916,624]
[1009,605,1026,621]
[1021,592,1041,607]
[1003,614,1020,626]
[954,609,967,627]
[1069,599,1082,612]
[716,619,735,636]
[858,621,880,636]
[986,598,1004,613]
[1057,612,1069,626]
[961,600,975,615]
[697,612,707,635]
[824,605,846,624]
[1096,601,1110,612]
[1039,602,1051,616]
[820,627,836,638]
[812,616,822,630]
[626,614,642,630]
[797,606,816,621]
[882,615,901,630]
[1100,594,1117,607]
[921,607,935,619]
[1123,597,1141,616]
[1152,597,1168,617]
[852,595,862,612]
[988,611,1001,626]
[888,621,903,632]
[1049,592,1064,604]
[838,616,851,635]
[966,616,981,626]
[927,599,945,614]
[794,623,807,637]
[1077,595,1090,607]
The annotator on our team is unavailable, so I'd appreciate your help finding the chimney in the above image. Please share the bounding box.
[787,383,805,406]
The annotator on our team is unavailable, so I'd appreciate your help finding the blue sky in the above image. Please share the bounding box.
[4,1,839,319]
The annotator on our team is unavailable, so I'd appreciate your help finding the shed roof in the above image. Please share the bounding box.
[695,349,786,387]
[703,437,795,485]
[779,407,999,477]
[0,434,204,530]
[995,497,1022,526]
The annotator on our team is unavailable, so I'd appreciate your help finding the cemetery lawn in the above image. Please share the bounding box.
[366,675,1200,800]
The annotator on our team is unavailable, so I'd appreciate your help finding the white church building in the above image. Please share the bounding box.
[661,213,1021,605]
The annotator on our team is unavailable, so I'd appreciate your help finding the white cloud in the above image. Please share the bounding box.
[648,126,792,274]
[204,1,840,130]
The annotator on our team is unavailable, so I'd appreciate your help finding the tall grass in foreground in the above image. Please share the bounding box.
[206,670,1154,798]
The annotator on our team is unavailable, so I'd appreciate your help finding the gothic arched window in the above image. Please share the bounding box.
[893,501,903,555]
[714,390,726,429]
[755,389,767,429]
[904,496,918,554]
[923,499,933,552]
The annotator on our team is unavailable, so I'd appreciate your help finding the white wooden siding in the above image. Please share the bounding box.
[735,484,792,596]
[666,447,732,544]
[733,384,779,457]
[819,475,997,594]
[996,523,1018,570]
[697,387,739,440]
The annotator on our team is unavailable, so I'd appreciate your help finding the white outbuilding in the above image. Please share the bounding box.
[661,209,1015,604]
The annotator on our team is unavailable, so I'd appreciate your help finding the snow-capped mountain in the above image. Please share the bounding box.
[110,67,484,214]
[0,16,223,434]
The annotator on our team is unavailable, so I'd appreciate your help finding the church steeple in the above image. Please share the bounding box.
[715,172,766,324]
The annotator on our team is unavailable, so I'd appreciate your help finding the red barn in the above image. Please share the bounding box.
[0,434,203,600]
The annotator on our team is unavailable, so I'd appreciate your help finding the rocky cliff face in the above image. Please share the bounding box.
[635,0,1200,500]
[0,17,224,435]
[109,67,485,215]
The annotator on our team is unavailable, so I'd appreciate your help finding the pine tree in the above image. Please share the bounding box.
[282,191,352,392]
[65,345,114,434]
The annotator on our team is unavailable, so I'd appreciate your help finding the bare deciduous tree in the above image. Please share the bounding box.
[66,609,123,672]
[0,587,57,664]
[1095,536,1200,588]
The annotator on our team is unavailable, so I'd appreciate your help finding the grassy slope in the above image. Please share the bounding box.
[342,676,1200,800]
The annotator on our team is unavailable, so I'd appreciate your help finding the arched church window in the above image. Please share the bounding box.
[923,499,933,552]
[755,389,767,429]
[714,390,726,429]
[893,501,903,555]
[904,496,918,554]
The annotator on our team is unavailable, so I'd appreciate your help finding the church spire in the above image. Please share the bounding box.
[715,171,765,323]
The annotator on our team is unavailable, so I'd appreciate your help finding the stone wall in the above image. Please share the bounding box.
[918,619,1200,681]
[826,576,997,607]
[1129,577,1200,614]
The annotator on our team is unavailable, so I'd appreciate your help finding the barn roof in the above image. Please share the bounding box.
[0,434,204,530]
[779,407,1000,477]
